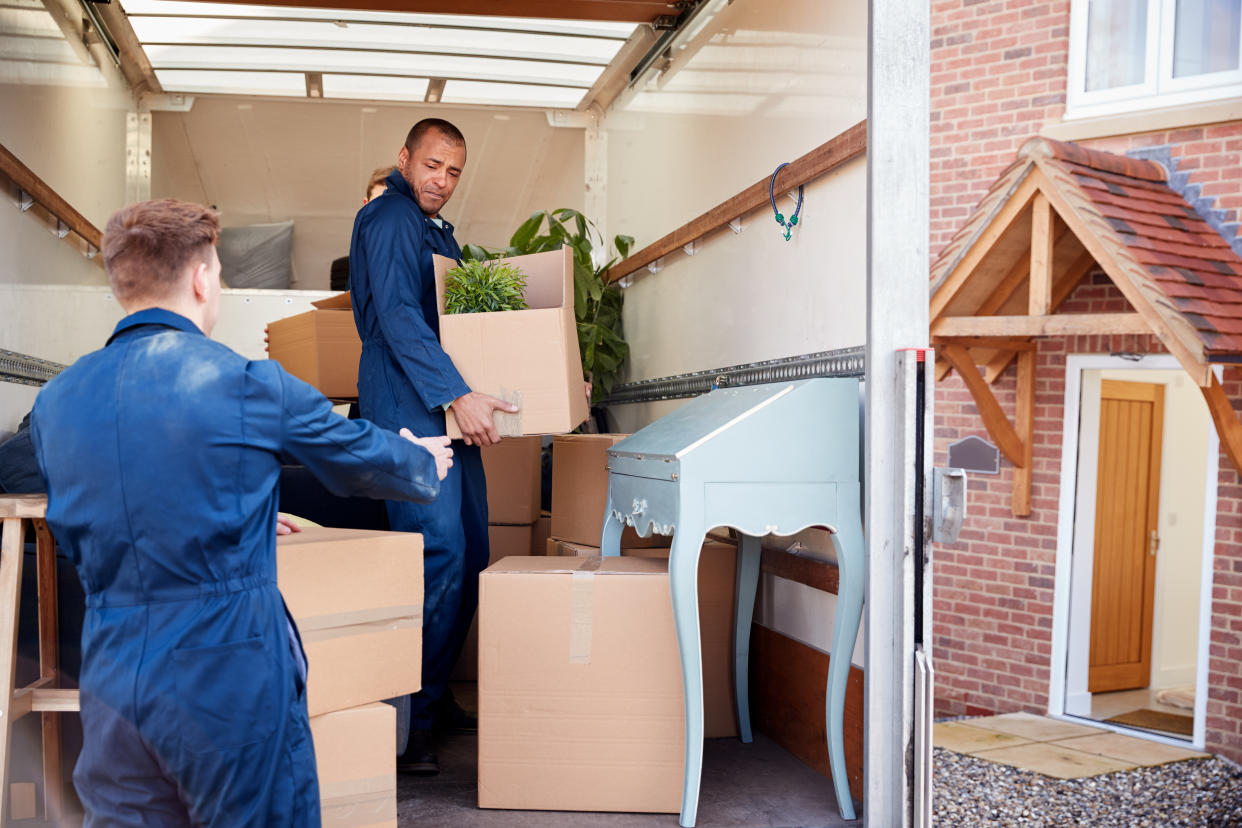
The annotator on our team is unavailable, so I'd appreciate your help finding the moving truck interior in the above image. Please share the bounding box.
[0,0,931,825]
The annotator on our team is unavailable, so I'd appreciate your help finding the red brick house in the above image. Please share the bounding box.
[930,0,1242,764]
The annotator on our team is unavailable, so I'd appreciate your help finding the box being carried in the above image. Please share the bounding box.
[434,248,589,440]
[277,526,423,717]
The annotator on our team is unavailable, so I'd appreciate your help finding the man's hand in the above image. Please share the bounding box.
[276,515,301,536]
[263,325,270,354]
[449,392,519,447]
[400,429,454,480]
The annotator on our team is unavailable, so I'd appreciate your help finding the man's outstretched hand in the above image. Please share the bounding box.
[449,392,519,447]
[400,429,454,480]
[275,515,302,536]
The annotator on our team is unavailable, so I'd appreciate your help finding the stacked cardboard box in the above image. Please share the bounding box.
[266,293,358,398]
[549,434,666,551]
[477,556,684,813]
[452,436,544,681]
[277,527,423,827]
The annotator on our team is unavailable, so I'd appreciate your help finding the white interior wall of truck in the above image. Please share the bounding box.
[601,0,867,666]
[152,101,587,289]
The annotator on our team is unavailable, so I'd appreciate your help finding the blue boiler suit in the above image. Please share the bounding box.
[349,169,488,731]
[29,309,443,827]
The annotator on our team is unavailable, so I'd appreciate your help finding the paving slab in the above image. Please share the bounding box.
[1052,732,1210,767]
[972,742,1136,780]
[932,721,1032,754]
[966,712,1107,742]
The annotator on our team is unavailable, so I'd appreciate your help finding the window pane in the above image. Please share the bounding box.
[1084,0,1149,91]
[1173,0,1241,77]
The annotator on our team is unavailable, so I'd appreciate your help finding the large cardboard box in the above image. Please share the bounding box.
[267,299,361,398]
[433,248,589,440]
[543,538,738,738]
[478,557,684,813]
[277,527,423,717]
[482,437,542,525]
[310,703,396,828]
[450,522,535,682]
[550,434,666,548]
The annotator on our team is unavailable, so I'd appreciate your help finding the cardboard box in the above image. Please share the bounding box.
[543,538,737,738]
[451,522,535,682]
[277,527,423,717]
[550,434,666,548]
[310,703,396,828]
[531,511,551,556]
[482,436,542,525]
[478,556,684,813]
[267,300,361,398]
[624,541,739,738]
[433,248,589,439]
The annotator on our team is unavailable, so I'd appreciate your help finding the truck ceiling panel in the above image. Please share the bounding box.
[128,18,625,63]
[172,0,671,24]
[142,44,602,86]
[122,0,638,106]
[121,0,640,38]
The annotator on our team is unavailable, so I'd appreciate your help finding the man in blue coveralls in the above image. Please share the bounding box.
[29,198,455,826]
[350,118,516,775]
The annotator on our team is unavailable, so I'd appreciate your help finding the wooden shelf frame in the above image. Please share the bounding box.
[607,120,868,284]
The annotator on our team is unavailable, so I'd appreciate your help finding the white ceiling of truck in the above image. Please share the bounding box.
[121,0,638,108]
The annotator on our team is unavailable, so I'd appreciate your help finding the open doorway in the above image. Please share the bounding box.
[1052,355,1218,746]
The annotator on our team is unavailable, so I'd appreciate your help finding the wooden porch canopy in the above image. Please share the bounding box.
[930,136,1242,515]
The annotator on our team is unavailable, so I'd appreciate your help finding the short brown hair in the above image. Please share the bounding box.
[404,118,466,154]
[102,199,220,302]
[367,166,395,199]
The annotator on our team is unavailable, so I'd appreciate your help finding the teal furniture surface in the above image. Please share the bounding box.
[600,378,864,826]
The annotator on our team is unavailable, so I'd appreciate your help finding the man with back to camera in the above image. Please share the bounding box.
[350,118,516,774]
[29,198,455,826]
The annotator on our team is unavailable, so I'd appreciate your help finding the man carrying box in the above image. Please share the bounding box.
[349,118,515,774]
[29,199,454,827]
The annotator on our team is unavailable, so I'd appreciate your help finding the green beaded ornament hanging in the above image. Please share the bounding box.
[768,162,804,241]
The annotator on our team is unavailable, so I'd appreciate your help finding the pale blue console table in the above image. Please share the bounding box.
[600,378,864,826]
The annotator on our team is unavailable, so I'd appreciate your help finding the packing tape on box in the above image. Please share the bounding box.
[568,556,601,665]
[320,776,396,828]
[297,604,422,644]
[493,388,523,437]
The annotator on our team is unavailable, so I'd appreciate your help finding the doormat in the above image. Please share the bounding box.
[1106,708,1194,736]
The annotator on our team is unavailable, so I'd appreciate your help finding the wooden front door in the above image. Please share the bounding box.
[1088,379,1164,693]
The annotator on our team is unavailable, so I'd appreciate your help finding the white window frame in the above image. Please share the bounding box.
[1067,0,1242,119]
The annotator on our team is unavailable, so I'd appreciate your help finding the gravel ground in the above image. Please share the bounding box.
[933,747,1242,827]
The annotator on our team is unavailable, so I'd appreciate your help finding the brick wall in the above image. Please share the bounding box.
[930,0,1242,763]
[931,1,1242,259]
[932,271,1242,763]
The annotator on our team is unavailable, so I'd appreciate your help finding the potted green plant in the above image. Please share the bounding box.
[462,209,633,411]
[442,259,529,314]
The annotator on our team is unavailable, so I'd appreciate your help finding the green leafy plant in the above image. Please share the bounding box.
[443,259,529,314]
[462,208,633,405]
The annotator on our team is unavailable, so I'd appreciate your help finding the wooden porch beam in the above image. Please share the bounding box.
[939,344,1025,467]
[931,174,1040,320]
[934,312,1147,338]
[932,336,1035,351]
[1012,350,1036,516]
[1201,372,1242,477]
[984,248,1098,383]
[1028,193,1054,316]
